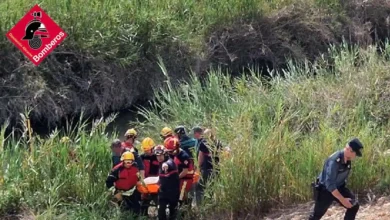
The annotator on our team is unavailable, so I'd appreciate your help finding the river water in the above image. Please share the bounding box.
[104,109,143,139]
[15,108,143,141]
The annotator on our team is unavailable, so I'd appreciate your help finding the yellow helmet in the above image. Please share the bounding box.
[124,128,137,137]
[160,127,173,137]
[121,152,135,161]
[141,137,155,151]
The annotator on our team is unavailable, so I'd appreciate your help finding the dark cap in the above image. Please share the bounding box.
[348,138,363,157]
[174,125,186,135]
[192,126,203,133]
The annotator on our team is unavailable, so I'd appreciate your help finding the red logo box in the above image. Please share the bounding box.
[6,4,67,66]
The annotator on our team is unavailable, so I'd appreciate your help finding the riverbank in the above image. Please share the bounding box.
[1,0,389,130]
[1,41,390,219]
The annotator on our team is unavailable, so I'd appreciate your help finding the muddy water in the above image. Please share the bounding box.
[105,109,143,138]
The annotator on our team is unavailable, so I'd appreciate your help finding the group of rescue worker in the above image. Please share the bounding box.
[105,125,226,219]
[105,122,365,220]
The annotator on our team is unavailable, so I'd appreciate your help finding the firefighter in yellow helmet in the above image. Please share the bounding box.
[120,128,145,179]
[140,137,160,178]
[160,127,173,140]
[106,151,142,215]
[122,128,138,151]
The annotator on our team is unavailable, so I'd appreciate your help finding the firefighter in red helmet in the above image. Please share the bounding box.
[164,137,195,206]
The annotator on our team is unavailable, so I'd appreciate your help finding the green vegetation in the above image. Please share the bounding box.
[1,42,390,219]
[0,114,120,219]
[139,42,390,217]
[1,0,388,127]
[0,0,341,57]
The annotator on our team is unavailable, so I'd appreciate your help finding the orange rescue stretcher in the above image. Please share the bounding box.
[136,171,200,213]
[137,171,200,194]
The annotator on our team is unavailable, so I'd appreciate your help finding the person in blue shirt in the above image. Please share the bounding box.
[174,126,197,160]
[309,138,363,220]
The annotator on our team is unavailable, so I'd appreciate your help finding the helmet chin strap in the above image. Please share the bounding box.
[124,160,134,165]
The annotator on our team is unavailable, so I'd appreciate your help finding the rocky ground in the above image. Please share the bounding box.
[264,195,390,220]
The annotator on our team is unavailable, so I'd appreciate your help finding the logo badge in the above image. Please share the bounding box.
[6,4,67,66]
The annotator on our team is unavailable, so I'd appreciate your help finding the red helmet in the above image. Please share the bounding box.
[164,137,180,152]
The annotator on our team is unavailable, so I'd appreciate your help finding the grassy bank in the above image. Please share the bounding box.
[1,0,389,128]
[0,0,340,54]
[138,42,390,217]
[1,42,390,219]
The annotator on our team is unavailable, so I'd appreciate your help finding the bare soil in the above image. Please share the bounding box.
[263,196,390,220]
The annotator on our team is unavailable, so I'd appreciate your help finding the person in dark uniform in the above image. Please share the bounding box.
[174,126,197,160]
[164,136,195,206]
[193,126,214,206]
[203,128,226,177]
[309,138,364,220]
[154,145,180,220]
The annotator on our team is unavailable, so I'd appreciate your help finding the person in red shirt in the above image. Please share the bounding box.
[106,152,142,215]
[120,128,145,179]
[140,137,159,177]
[121,128,138,152]
[164,136,195,206]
